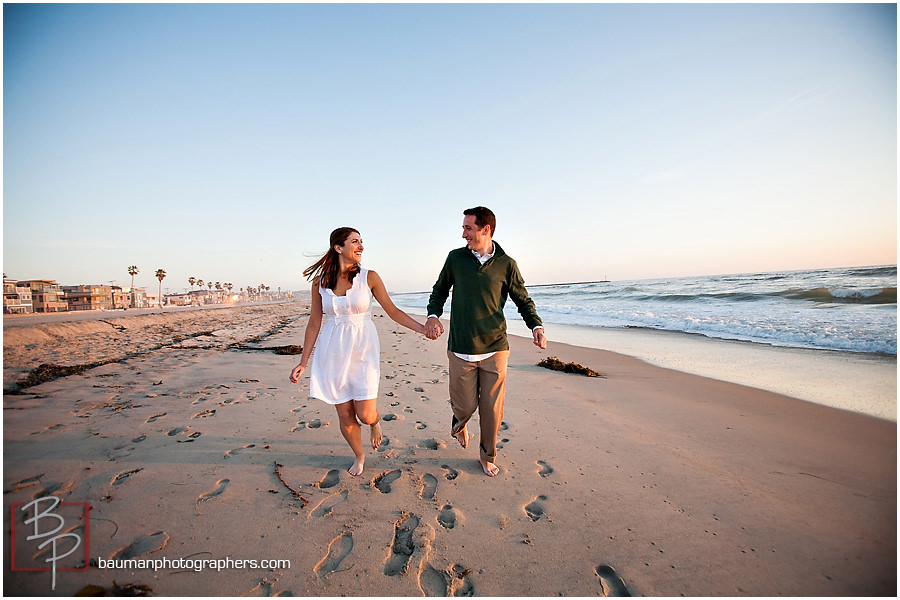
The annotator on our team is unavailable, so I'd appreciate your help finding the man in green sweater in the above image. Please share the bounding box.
[426,206,547,477]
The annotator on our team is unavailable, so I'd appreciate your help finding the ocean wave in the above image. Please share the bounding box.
[775,287,897,305]
[847,265,897,277]
[545,287,899,305]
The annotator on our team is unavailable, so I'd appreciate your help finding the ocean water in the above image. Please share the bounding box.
[395,265,897,356]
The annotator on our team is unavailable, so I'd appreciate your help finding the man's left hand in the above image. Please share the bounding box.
[533,328,547,350]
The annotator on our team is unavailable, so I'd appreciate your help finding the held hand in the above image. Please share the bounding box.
[533,328,547,350]
[425,317,444,340]
[289,364,306,384]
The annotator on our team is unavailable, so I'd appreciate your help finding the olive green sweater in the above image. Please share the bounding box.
[426,242,543,355]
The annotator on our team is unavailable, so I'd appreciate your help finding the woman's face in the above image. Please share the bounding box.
[337,231,363,265]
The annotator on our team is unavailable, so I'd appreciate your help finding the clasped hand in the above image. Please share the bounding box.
[425,317,444,340]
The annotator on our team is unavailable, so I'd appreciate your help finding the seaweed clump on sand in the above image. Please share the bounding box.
[272,345,303,355]
[76,581,153,596]
[537,356,605,378]
[231,344,303,355]
[14,361,112,392]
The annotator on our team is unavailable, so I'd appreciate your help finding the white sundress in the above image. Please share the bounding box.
[309,268,380,404]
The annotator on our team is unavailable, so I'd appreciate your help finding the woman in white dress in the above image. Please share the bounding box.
[289,227,428,476]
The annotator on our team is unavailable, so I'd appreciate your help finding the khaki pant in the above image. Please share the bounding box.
[447,350,509,464]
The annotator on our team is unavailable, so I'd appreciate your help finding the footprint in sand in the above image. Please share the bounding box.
[291,422,307,432]
[419,564,450,596]
[524,495,549,522]
[419,474,437,501]
[450,563,476,596]
[110,468,143,486]
[176,429,202,443]
[314,531,353,579]
[595,565,631,597]
[224,443,256,458]
[166,427,186,437]
[415,421,427,430]
[131,434,147,443]
[383,413,399,421]
[441,465,459,481]
[111,531,169,560]
[418,439,446,450]
[191,409,216,419]
[373,470,401,494]
[420,563,474,596]
[5,474,43,494]
[197,478,230,503]
[316,470,341,489]
[437,505,458,529]
[146,413,167,423]
[31,481,73,500]
[310,490,349,519]
[537,461,554,477]
[383,513,419,576]
[500,421,509,431]
[308,419,323,429]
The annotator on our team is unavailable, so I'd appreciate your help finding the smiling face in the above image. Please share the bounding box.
[336,231,363,266]
[462,215,492,255]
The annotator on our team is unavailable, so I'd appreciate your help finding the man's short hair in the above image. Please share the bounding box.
[463,206,496,235]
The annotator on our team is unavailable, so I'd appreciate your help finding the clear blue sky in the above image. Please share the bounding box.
[3,3,896,294]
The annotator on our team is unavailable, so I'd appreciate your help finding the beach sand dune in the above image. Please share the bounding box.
[3,303,895,596]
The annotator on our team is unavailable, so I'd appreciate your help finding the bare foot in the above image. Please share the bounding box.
[348,456,365,477]
[479,459,500,477]
[455,427,469,449]
[370,422,383,450]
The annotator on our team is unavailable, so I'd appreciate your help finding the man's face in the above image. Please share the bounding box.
[462,215,490,251]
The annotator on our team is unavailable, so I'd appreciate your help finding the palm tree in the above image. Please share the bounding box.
[188,277,196,305]
[127,265,139,308]
[155,269,166,308]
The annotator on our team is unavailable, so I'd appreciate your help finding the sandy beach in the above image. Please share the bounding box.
[3,301,896,596]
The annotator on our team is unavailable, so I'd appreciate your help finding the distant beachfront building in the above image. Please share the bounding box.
[62,284,117,311]
[122,286,150,308]
[145,290,161,307]
[3,279,34,314]
[164,292,192,306]
[18,280,67,313]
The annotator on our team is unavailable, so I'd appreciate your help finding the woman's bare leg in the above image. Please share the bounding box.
[335,402,366,476]
[353,398,382,450]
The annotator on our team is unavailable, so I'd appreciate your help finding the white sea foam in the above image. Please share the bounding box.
[396,265,897,355]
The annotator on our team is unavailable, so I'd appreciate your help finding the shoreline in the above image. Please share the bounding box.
[3,301,894,596]
[401,308,897,422]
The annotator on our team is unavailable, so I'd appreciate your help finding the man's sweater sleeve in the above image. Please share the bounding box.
[508,260,543,330]
[426,253,453,318]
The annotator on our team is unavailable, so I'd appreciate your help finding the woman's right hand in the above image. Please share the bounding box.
[289,364,306,384]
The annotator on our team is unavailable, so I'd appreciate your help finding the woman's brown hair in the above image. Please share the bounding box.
[303,227,361,290]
